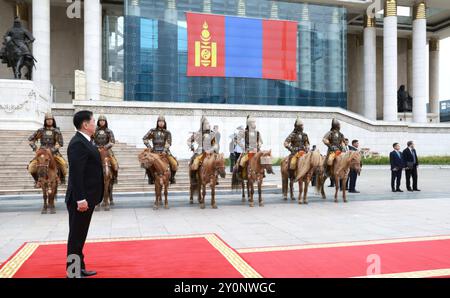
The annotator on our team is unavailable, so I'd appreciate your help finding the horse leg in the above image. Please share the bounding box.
[41,186,48,214]
[258,179,263,207]
[303,178,310,205]
[334,178,339,203]
[282,171,288,200]
[343,176,348,203]
[153,183,159,210]
[104,181,112,211]
[249,180,255,207]
[298,179,303,204]
[49,183,57,214]
[241,180,246,202]
[110,184,114,206]
[164,181,169,209]
[200,184,206,209]
[211,180,217,209]
[321,176,327,199]
[290,177,295,201]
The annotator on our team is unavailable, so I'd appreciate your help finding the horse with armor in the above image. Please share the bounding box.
[143,115,178,184]
[27,113,67,187]
[93,115,119,184]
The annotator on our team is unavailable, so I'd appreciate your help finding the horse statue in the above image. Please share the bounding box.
[232,150,274,207]
[319,151,361,203]
[34,149,59,214]
[189,153,226,209]
[0,18,36,80]
[281,150,325,204]
[95,147,114,211]
[138,149,171,210]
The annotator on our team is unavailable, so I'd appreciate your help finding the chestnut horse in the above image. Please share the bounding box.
[189,153,226,209]
[95,148,114,211]
[232,150,274,207]
[318,151,361,203]
[281,150,325,204]
[138,149,171,210]
[35,149,59,214]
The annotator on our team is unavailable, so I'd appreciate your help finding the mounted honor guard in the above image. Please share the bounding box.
[235,115,263,179]
[188,116,218,178]
[322,118,346,177]
[284,116,310,178]
[27,113,67,187]
[93,115,119,184]
[143,115,178,184]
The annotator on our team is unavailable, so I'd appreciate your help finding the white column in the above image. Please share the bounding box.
[429,38,440,116]
[84,0,101,101]
[383,0,398,121]
[32,0,51,99]
[412,2,427,123]
[356,35,364,114]
[363,15,376,120]
[407,39,413,95]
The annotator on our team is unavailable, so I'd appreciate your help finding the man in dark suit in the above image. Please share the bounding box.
[402,140,420,192]
[389,142,404,192]
[347,140,360,193]
[66,110,104,278]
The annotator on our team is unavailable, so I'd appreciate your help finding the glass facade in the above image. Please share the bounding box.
[124,0,347,108]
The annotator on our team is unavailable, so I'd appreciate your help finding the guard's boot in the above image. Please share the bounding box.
[170,170,176,184]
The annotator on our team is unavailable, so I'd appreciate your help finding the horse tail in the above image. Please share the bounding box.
[190,169,199,195]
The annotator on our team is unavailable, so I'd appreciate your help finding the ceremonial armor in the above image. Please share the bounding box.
[94,128,115,149]
[189,117,218,173]
[143,115,178,184]
[322,118,346,175]
[284,117,310,172]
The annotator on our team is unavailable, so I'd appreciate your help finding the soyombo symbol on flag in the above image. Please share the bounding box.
[186,12,297,81]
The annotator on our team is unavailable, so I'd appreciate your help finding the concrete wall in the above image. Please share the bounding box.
[52,101,450,159]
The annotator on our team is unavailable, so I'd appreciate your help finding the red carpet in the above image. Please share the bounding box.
[0,234,260,278]
[237,236,450,278]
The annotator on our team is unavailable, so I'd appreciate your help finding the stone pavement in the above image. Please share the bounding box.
[1,166,450,263]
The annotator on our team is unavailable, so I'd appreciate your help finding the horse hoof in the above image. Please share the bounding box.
[283,197,287,201]
[344,200,348,203]
[334,200,338,203]
[200,205,205,209]
[304,201,309,205]
[110,201,115,206]
[212,205,218,209]
[259,203,264,207]
[105,207,110,211]
[50,209,56,214]
[164,205,169,209]
[41,209,47,214]
[249,203,254,207]
[189,200,194,205]
[291,197,295,201]
[298,201,303,205]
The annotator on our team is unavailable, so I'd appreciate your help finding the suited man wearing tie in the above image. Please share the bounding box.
[65,110,104,278]
[402,141,420,192]
[389,143,405,192]
[347,140,360,193]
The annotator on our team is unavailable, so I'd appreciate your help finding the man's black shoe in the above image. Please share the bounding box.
[407,188,413,192]
[392,189,396,192]
[413,189,421,191]
[81,269,97,277]
[396,189,404,192]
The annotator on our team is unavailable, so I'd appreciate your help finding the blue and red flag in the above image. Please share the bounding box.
[186,12,297,81]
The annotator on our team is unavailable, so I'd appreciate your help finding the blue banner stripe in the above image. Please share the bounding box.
[225,16,262,78]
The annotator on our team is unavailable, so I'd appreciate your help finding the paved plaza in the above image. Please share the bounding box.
[1,166,450,263]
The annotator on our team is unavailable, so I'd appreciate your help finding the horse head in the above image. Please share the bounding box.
[259,150,274,174]
[35,149,55,180]
[348,151,362,175]
[214,153,226,178]
[138,149,156,169]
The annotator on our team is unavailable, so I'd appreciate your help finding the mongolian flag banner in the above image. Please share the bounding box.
[186,12,297,81]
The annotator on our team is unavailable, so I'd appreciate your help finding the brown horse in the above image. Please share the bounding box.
[95,148,114,211]
[189,153,226,209]
[232,150,274,207]
[321,151,361,203]
[35,149,59,214]
[281,150,325,204]
[138,149,171,210]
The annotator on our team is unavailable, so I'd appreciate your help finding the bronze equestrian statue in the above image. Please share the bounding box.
[0,17,36,80]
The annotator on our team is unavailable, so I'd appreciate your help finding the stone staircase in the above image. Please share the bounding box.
[0,130,276,196]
